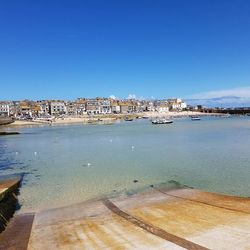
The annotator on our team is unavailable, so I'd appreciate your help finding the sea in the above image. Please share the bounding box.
[0,115,250,212]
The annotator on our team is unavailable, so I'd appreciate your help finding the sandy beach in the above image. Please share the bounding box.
[7,117,117,127]
[5,111,219,127]
[140,110,218,118]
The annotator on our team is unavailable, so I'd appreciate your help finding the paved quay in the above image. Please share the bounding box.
[1,187,250,250]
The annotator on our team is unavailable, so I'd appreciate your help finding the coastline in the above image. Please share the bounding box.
[6,111,219,127]
[1,116,250,249]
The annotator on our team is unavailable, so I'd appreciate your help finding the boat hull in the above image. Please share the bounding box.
[190,116,201,121]
[152,120,173,124]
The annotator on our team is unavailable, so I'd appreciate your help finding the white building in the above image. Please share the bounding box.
[49,101,67,115]
[180,101,187,109]
[86,99,111,115]
[111,102,121,113]
[37,101,50,117]
[145,101,155,112]
[155,101,169,113]
[99,100,111,114]
[0,103,10,116]
[168,98,187,111]
[156,105,169,113]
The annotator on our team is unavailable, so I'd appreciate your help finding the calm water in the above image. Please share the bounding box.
[0,116,250,212]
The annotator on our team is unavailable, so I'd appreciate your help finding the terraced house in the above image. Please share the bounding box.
[37,100,50,117]
[110,100,120,113]
[0,102,10,116]
[86,99,100,115]
[74,98,87,115]
[86,98,111,115]
[155,101,169,113]
[99,99,111,114]
[49,101,67,115]
[167,98,187,111]
[119,101,137,114]
[19,101,32,117]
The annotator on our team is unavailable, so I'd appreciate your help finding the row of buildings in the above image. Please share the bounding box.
[0,98,187,118]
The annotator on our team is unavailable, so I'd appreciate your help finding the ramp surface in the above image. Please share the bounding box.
[1,187,250,249]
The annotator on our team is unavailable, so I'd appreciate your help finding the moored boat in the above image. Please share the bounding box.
[124,117,133,121]
[190,116,201,121]
[152,118,173,124]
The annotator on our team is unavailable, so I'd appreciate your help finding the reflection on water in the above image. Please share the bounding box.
[0,116,250,212]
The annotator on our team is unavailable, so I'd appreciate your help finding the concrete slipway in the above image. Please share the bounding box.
[0,182,250,250]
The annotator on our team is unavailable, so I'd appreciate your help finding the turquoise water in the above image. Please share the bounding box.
[0,116,250,212]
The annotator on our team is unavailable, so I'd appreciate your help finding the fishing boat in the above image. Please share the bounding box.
[152,118,173,124]
[0,117,15,126]
[190,116,201,121]
[124,117,133,121]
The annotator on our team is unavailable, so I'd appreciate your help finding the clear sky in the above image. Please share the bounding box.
[0,0,250,100]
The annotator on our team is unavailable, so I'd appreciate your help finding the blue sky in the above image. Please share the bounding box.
[0,0,250,100]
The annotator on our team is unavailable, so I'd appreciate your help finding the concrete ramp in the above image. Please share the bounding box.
[28,199,180,250]
[1,187,250,249]
[107,188,250,249]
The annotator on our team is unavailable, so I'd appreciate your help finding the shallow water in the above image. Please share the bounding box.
[0,116,250,212]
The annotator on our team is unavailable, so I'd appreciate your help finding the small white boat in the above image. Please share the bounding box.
[221,113,231,118]
[152,118,173,124]
[191,116,201,121]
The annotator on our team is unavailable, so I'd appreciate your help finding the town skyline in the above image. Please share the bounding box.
[1,85,250,108]
[0,97,188,118]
